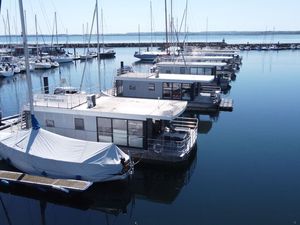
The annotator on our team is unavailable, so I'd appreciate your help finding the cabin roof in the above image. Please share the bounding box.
[157,61,227,67]
[32,94,187,121]
[116,72,215,83]
[76,96,187,121]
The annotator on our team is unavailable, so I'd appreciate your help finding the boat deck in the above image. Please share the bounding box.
[0,170,93,192]
[219,98,233,111]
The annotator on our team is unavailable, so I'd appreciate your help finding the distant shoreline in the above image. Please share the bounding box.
[1,31,300,37]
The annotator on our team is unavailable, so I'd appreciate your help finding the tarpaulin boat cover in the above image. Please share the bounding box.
[0,128,129,182]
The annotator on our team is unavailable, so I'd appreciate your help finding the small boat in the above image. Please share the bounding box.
[99,49,116,59]
[32,59,52,70]
[80,52,95,60]
[52,54,74,63]
[134,50,168,62]
[0,64,14,77]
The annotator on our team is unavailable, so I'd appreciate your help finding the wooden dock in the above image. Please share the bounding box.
[219,98,233,111]
[0,170,93,192]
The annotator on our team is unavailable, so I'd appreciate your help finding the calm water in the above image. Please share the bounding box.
[1,48,300,225]
[1,33,300,45]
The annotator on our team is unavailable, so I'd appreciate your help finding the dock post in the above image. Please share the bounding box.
[43,77,49,94]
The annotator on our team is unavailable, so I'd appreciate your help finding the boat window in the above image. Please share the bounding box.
[163,82,172,99]
[128,120,143,148]
[148,83,155,91]
[180,67,185,74]
[97,118,112,142]
[204,68,213,75]
[191,67,198,75]
[46,119,55,127]
[182,83,192,101]
[113,119,127,146]
[74,118,85,130]
[172,83,181,100]
[198,67,204,74]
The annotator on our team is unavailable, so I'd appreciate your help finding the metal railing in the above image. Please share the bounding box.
[33,93,88,109]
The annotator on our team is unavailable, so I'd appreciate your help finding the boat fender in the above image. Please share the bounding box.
[0,179,10,186]
[153,144,162,153]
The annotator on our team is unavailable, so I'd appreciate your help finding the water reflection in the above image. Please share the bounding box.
[0,154,196,225]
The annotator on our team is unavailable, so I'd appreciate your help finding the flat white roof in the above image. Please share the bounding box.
[116,72,215,83]
[157,61,227,67]
[160,55,233,60]
[149,73,215,82]
[182,55,234,60]
[33,95,187,121]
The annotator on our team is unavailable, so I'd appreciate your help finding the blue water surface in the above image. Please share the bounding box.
[0,48,300,225]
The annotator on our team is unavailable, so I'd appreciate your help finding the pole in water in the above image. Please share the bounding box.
[43,77,49,94]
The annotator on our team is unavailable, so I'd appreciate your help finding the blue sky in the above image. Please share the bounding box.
[1,0,300,35]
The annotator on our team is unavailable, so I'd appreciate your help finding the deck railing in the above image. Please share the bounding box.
[147,117,198,156]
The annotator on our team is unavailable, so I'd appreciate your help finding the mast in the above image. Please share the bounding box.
[96,0,101,91]
[18,0,34,118]
[101,8,104,53]
[55,12,58,45]
[6,9,11,53]
[164,0,168,48]
[150,0,153,51]
[138,24,141,54]
[170,0,173,46]
[35,14,39,57]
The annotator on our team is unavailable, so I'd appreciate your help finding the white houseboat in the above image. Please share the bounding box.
[23,94,198,164]
[114,71,222,112]
[154,61,232,90]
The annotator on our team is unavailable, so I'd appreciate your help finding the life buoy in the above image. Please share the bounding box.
[153,143,162,153]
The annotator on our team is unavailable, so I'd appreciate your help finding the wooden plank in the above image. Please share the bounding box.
[0,170,92,192]
[0,171,23,181]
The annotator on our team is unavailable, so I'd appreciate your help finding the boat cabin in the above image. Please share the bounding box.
[155,61,231,89]
[114,72,221,111]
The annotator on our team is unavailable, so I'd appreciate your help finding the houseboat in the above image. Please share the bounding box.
[23,94,198,165]
[154,61,232,91]
[114,71,224,112]
[184,47,242,64]
[157,55,239,71]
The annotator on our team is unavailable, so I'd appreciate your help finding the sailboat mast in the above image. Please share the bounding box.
[55,12,58,45]
[18,0,34,116]
[95,0,101,91]
[164,0,168,48]
[6,10,11,53]
[138,24,141,54]
[150,0,153,50]
[101,8,104,53]
[35,14,39,57]
[170,0,173,46]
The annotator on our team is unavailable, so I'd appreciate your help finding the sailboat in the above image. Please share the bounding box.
[0,0,132,184]
[134,0,168,62]
[98,8,116,59]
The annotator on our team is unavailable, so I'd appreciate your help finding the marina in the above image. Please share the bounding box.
[1,0,300,224]
[1,44,300,225]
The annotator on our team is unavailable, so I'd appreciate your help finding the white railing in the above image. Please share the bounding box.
[33,93,88,109]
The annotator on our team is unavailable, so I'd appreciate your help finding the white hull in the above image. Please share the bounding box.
[0,70,14,77]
